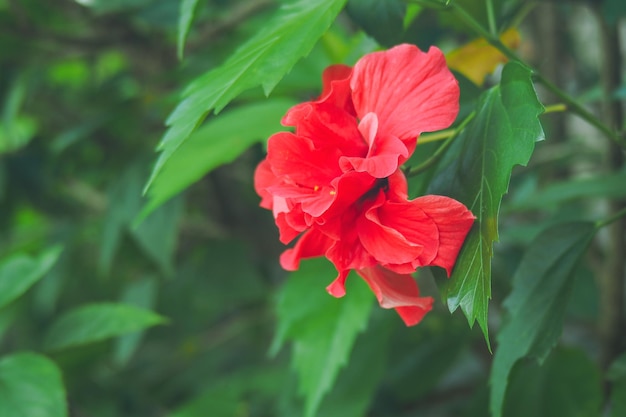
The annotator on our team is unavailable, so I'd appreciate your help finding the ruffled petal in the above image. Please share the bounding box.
[280,229,334,271]
[318,64,354,113]
[357,266,433,326]
[350,44,459,142]
[357,191,426,265]
[326,268,351,298]
[284,102,367,156]
[375,195,474,273]
[409,195,475,275]
[254,160,277,210]
[339,113,409,178]
[267,132,341,186]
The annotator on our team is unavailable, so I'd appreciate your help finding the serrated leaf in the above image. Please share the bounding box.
[177,0,199,59]
[145,0,347,192]
[272,258,373,417]
[503,348,602,417]
[428,62,544,340]
[142,99,296,216]
[44,302,168,351]
[346,0,406,47]
[0,246,62,309]
[489,222,596,417]
[0,352,67,417]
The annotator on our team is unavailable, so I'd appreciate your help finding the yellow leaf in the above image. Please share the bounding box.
[446,28,521,86]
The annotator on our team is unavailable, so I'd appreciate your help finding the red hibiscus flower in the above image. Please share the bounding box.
[255,44,474,326]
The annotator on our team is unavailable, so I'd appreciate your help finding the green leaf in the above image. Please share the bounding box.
[272,258,373,417]
[0,246,62,309]
[132,196,183,276]
[489,222,596,417]
[44,302,168,351]
[0,352,67,417]
[145,0,347,192]
[168,367,286,417]
[1,74,38,154]
[100,162,182,276]
[142,98,296,216]
[315,318,390,417]
[603,0,626,26]
[611,380,626,417]
[503,348,602,417]
[608,352,626,380]
[113,277,158,366]
[428,62,544,340]
[608,353,626,417]
[506,168,626,212]
[177,0,199,59]
[346,0,406,47]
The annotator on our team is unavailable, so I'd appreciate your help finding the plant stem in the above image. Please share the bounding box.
[596,206,626,230]
[418,128,455,144]
[534,73,624,147]
[406,111,476,177]
[485,0,497,36]
[543,103,567,114]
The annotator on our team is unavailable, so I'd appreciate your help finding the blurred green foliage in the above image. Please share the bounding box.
[0,0,624,417]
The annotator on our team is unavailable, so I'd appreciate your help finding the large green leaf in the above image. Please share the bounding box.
[503,348,602,417]
[428,62,544,339]
[44,302,168,351]
[145,0,348,192]
[0,352,67,417]
[142,98,296,216]
[0,246,62,309]
[489,222,596,417]
[177,0,199,59]
[272,258,373,417]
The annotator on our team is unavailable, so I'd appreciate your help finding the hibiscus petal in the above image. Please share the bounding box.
[350,44,459,142]
[357,266,433,326]
[279,229,334,271]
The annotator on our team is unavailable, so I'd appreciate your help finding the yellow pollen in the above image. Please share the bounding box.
[313,185,320,192]
[330,190,336,196]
